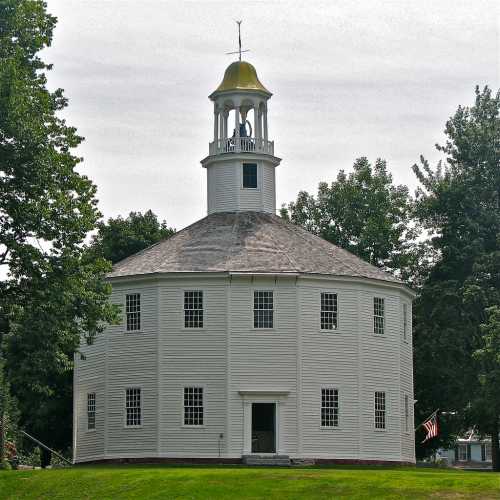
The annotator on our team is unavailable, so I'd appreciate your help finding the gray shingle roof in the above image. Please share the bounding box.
[108,211,401,284]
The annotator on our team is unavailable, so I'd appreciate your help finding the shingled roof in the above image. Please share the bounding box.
[108,211,401,284]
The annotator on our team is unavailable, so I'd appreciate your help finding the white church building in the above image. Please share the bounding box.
[73,59,416,465]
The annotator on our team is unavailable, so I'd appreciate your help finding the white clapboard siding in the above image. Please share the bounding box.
[207,163,238,214]
[229,277,298,456]
[158,279,227,456]
[74,273,415,463]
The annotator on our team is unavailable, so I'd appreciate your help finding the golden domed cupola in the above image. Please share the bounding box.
[201,22,281,216]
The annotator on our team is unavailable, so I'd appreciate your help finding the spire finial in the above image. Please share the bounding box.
[226,20,250,61]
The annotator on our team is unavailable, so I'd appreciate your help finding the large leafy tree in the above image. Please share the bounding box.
[0,0,117,460]
[281,157,417,281]
[87,210,175,264]
[412,86,500,468]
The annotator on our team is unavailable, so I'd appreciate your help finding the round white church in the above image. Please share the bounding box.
[74,60,415,465]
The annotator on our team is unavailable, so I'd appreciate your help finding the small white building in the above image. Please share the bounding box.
[73,60,416,465]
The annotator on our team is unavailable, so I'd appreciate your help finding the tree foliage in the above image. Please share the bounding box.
[87,210,175,264]
[281,157,416,280]
[412,86,500,467]
[0,0,118,452]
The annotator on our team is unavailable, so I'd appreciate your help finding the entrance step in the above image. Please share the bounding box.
[242,455,291,466]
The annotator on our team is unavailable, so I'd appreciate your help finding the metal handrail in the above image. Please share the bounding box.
[21,430,72,465]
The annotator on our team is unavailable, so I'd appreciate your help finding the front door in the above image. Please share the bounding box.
[251,403,275,453]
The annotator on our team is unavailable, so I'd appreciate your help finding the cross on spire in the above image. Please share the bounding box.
[226,20,250,61]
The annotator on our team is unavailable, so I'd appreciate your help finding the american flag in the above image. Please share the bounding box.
[422,412,439,443]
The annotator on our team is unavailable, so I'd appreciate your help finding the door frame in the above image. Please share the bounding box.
[239,390,289,456]
[251,402,276,454]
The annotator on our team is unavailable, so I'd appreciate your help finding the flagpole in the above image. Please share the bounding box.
[414,408,439,433]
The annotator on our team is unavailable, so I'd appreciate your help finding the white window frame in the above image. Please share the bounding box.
[241,162,259,190]
[125,293,141,332]
[253,290,274,329]
[374,391,386,430]
[125,387,142,427]
[373,297,385,335]
[87,392,96,431]
[482,442,492,462]
[183,386,205,427]
[184,290,204,329]
[320,292,338,331]
[320,387,340,428]
[457,443,468,461]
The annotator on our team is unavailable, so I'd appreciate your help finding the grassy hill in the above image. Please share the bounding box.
[1,465,499,499]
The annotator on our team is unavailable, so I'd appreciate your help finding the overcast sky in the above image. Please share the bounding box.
[44,0,499,230]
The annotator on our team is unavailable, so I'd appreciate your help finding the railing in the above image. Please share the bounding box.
[209,137,274,156]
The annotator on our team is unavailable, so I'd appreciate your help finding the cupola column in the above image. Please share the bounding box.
[213,105,219,144]
[254,104,261,142]
[223,111,229,141]
[263,105,268,143]
[235,106,241,152]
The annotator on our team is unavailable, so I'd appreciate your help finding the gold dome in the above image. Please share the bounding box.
[211,61,271,97]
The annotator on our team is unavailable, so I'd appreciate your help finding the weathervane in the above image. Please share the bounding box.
[226,20,250,61]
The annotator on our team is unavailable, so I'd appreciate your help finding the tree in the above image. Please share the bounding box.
[412,86,500,467]
[281,157,417,281]
[87,210,175,264]
[0,0,118,459]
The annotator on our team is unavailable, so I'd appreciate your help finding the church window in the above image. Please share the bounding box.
[242,163,258,188]
[254,291,273,328]
[184,387,204,426]
[373,297,385,335]
[126,293,141,331]
[87,392,96,430]
[375,391,386,429]
[403,303,408,340]
[320,292,338,330]
[321,388,339,427]
[184,291,203,328]
[125,388,141,427]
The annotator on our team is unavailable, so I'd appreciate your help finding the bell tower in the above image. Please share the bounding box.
[201,57,281,215]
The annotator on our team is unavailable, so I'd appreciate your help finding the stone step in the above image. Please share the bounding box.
[242,455,291,466]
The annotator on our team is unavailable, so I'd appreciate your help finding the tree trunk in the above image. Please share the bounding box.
[492,418,499,472]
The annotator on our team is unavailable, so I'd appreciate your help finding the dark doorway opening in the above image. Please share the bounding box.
[251,403,275,453]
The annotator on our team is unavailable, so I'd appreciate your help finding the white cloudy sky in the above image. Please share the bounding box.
[44,0,499,229]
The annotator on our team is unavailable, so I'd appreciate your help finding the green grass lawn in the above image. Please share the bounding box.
[1,465,499,499]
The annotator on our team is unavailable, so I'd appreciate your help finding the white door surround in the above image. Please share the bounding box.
[238,389,289,456]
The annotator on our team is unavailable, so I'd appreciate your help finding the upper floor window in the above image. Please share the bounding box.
[125,388,141,427]
[403,303,408,340]
[254,291,273,328]
[184,387,204,426]
[321,388,339,427]
[373,297,385,335]
[184,291,203,328]
[126,293,141,331]
[321,292,338,330]
[87,392,96,430]
[242,163,258,188]
[375,391,386,429]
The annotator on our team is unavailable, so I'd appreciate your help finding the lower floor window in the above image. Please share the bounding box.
[321,388,339,427]
[184,387,204,426]
[457,443,468,461]
[87,392,96,430]
[375,391,386,429]
[126,388,141,426]
[482,443,492,461]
